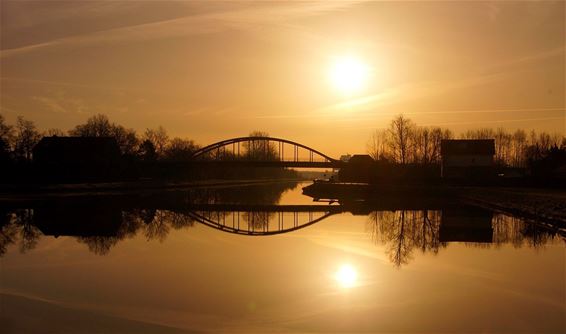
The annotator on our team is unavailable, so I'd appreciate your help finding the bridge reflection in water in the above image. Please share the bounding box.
[2,201,564,263]
[185,204,342,236]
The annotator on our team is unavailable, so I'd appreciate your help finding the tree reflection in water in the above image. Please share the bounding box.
[242,211,275,230]
[0,209,41,256]
[366,209,564,267]
[0,201,563,265]
[77,210,198,255]
[367,210,443,267]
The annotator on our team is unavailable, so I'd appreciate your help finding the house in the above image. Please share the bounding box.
[33,136,122,180]
[338,154,375,183]
[440,139,495,179]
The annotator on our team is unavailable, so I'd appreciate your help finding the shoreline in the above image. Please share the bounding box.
[0,178,305,201]
[302,182,566,227]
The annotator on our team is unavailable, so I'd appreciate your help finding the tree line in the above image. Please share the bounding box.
[1,113,564,169]
[0,113,285,164]
[0,114,299,182]
[0,114,201,163]
[367,115,565,168]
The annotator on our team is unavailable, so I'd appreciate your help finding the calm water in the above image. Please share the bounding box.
[1,182,565,333]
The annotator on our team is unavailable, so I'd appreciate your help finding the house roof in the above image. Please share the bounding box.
[348,154,375,164]
[441,139,495,155]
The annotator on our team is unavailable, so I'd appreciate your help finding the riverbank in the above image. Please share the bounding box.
[0,178,303,200]
[461,187,566,227]
[302,182,566,226]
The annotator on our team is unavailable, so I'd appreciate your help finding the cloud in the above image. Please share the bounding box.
[315,72,508,117]
[0,1,366,59]
[31,93,88,115]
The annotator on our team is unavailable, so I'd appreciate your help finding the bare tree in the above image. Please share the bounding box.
[388,115,414,164]
[511,129,527,167]
[0,114,14,147]
[45,128,65,137]
[367,129,389,161]
[244,131,277,160]
[112,125,139,156]
[71,114,139,155]
[143,126,169,157]
[69,114,114,137]
[14,116,41,160]
[164,138,199,161]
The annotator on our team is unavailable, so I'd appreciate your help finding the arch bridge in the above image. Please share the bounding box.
[191,136,343,168]
[183,204,344,236]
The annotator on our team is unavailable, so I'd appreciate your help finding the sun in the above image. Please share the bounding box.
[334,264,358,288]
[328,56,370,95]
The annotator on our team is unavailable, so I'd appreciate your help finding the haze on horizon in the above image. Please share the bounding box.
[1,0,564,156]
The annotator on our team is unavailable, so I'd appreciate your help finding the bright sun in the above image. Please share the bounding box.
[329,56,370,95]
[334,264,358,288]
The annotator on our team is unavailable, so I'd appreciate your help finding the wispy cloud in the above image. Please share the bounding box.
[0,1,366,59]
[314,72,508,117]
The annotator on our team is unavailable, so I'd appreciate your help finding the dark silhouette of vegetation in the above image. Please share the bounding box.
[0,112,562,184]
[368,114,565,168]
[362,114,565,185]
[366,208,562,267]
[0,113,298,183]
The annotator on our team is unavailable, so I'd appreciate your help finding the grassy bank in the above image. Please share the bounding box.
[460,187,566,227]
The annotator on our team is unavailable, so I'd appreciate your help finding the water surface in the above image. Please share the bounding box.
[1,182,564,333]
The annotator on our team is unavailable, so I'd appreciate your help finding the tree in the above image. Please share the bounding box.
[367,129,389,161]
[70,114,139,155]
[0,114,14,148]
[14,116,41,160]
[511,129,527,167]
[244,131,277,160]
[69,114,114,137]
[388,115,414,164]
[164,138,199,161]
[0,115,14,160]
[112,125,139,156]
[45,128,65,137]
[143,126,169,157]
[138,140,157,161]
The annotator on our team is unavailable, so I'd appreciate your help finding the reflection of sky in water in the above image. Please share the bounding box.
[334,264,358,288]
[0,182,564,333]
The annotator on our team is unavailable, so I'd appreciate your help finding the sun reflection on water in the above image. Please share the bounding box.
[334,264,358,288]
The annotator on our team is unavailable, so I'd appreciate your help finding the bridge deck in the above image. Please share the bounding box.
[188,160,343,168]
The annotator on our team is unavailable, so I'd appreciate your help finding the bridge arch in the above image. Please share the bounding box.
[186,210,336,236]
[191,136,338,163]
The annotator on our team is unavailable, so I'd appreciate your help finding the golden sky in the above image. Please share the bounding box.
[1,1,564,156]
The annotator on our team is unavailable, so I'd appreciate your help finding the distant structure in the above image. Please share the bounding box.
[440,139,495,179]
[439,207,493,243]
[338,154,375,183]
[33,136,122,180]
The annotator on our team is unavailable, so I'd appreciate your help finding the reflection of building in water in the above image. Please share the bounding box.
[439,208,493,243]
[34,205,122,237]
[440,139,495,179]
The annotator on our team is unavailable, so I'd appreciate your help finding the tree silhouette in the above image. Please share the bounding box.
[243,131,278,161]
[0,114,14,149]
[14,116,41,160]
[70,114,139,155]
[138,140,157,161]
[164,138,199,161]
[143,126,169,158]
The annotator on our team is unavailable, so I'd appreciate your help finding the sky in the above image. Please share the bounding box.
[1,0,564,156]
